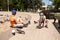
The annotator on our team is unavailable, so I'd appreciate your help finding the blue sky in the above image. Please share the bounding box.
[42,0,52,5]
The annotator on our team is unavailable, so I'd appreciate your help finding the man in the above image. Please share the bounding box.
[37,12,48,29]
[9,9,24,28]
[39,13,45,27]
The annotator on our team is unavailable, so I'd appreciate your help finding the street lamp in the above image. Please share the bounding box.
[7,0,9,11]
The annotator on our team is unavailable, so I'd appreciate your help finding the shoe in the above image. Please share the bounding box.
[45,25,48,28]
[37,26,42,29]
[34,21,37,24]
[17,29,25,34]
[12,30,15,35]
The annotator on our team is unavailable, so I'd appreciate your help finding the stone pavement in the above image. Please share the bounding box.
[0,29,13,40]
[0,12,60,40]
[9,13,60,40]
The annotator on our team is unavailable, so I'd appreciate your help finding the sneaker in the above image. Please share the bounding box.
[12,30,15,35]
[45,25,48,28]
[37,26,42,29]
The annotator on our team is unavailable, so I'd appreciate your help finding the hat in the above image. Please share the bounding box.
[12,10,16,14]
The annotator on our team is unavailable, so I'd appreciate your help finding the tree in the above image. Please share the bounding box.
[3,0,8,11]
[9,0,28,11]
[28,0,42,9]
[9,0,19,10]
[50,0,60,9]
[0,0,7,11]
[0,0,42,11]
[0,0,2,10]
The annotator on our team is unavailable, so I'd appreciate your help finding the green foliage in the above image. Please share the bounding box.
[2,0,7,11]
[50,0,60,9]
[0,0,42,11]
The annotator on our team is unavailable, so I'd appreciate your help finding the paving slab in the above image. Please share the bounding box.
[9,13,60,40]
[0,12,59,40]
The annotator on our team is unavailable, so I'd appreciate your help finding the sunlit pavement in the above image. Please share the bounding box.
[0,12,60,40]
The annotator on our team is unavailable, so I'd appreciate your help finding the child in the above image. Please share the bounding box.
[37,12,48,29]
[9,9,24,28]
[37,13,44,28]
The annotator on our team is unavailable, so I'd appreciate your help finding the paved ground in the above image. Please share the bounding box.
[0,12,60,40]
[0,29,13,40]
[9,12,60,40]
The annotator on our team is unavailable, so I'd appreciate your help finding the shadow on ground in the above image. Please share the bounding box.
[53,22,60,33]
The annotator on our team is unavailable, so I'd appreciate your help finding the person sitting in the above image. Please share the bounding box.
[37,12,48,29]
[9,9,24,28]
